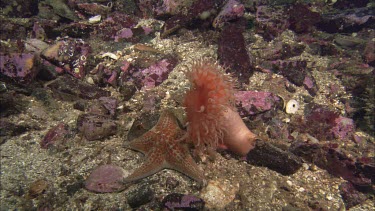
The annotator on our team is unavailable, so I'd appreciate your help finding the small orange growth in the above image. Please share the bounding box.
[184,59,235,153]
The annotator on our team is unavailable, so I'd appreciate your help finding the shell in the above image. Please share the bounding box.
[286,99,299,114]
[27,179,48,199]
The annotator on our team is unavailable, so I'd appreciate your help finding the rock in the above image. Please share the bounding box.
[0,120,41,144]
[41,38,90,79]
[218,23,253,85]
[40,122,70,149]
[43,0,78,21]
[213,0,245,28]
[0,53,39,84]
[1,0,38,18]
[287,3,321,34]
[161,0,217,38]
[293,103,355,141]
[246,140,303,175]
[255,5,289,41]
[127,112,159,141]
[98,97,118,117]
[235,91,281,116]
[200,179,239,209]
[77,113,117,141]
[330,116,355,140]
[161,193,205,210]
[127,185,154,208]
[46,75,110,100]
[339,182,368,209]
[272,60,318,96]
[291,142,373,193]
[85,164,128,193]
[96,12,137,41]
[76,3,111,16]
[317,7,374,33]
[27,179,48,199]
[140,59,177,90]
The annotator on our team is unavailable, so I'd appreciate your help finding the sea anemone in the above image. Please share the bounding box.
[184,59,256,156]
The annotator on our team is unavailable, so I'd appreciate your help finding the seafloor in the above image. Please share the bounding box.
[0,0,374,210]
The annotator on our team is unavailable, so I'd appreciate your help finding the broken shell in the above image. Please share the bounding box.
[27,179,48,199]
[101,52,118,60]
[89,15,101,24]
[286,99,299,114]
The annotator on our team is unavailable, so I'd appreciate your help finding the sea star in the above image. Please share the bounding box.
[123,110,205,185]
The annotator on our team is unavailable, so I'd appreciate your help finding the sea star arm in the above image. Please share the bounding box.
[165,142,206,185]
[124,131,155,154]
[123,149,166,183]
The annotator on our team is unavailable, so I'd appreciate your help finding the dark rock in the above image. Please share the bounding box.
[218,23,253,85]
[127,112,159,141]
[339,182,368,209]
[59,22,94,39]
[47,75,110,101]
[119,81,137,101]
[0,16,32,40]
[73,100,86,111]
[76,2,112,16]
[98,97,118,117]
[272,60,319,96]
[40,123,70,149]
[77,113,117,141]
[255,5,289,41]
[333,0,369,9]
[161,0,218,38]
[363,40,375,66]
[246,140,303,175]
[302,74,319,96]
[290,142,373,193]
[272,60,307,87]
[0,91,28,117]
[267,119,290,140]
[85,164,127,193]
[66,181,83,196]
[258,41,306,61]
[31,88,57,107]
[213,0,245,28]
[0,53,39,84]
[317,7,375,33]
[42,0,78,21]
[127,185,154,208]
[0,120,32,141]
[1,0,39,18]
[287,3,321,34]
[161,193,205,211]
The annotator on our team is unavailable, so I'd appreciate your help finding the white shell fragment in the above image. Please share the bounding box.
[89,15,101,24]
[286,99,299,114]
[101,52,118,60]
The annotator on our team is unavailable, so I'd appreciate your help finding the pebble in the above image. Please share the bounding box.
[27,179,48,199]
[199,179,239,209]
[127,185,154,208]
[89,15,101,24]
[85,164,128,193]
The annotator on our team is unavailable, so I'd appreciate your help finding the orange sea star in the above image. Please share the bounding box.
[123,110,205,185]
